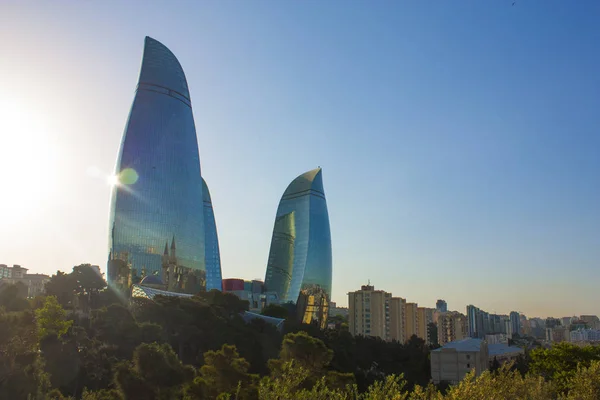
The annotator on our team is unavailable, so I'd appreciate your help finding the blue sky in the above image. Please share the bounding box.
[1,1,599,318]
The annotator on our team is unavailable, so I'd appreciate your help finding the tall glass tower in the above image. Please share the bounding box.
[203,178,223,291]
[264,168,332,303]
[108,37,207,293]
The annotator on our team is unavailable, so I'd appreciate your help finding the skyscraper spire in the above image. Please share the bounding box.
[171,235,176,250]
[163,241,169,256]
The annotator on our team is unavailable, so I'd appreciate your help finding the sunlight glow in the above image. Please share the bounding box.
[0,98,61,226]
[107,174,120,186]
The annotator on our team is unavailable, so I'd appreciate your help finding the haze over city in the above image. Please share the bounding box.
[1,1,599,318]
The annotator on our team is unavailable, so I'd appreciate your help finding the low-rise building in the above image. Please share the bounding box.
[222,278,271,312]
[0,264,50,298]
[430,338,489,384]
[329,302,349,319]
[580,315,600,330]
[431,338,524,385]
[570,329,600,343]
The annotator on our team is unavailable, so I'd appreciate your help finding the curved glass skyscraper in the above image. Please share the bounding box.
[264,168,332,303]
[108,36,207,293]
[203,178,223,291]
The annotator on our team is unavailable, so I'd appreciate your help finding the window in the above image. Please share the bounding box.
[466,355,470,360]
[467,363,470,368]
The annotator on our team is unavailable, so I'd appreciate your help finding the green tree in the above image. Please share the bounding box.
[0,283,30,311]
[259,361,354,400]
[185,344,258,399]
[0,310,50,400]
[35,296,73,340]
[45,271,76,308]
[563,360,600,399]
[115,342,193,400]
[40,334,80,396]
[444,363,554,400]
[81,388,122,400]
[261,304,289,319]
[529,342,600,393]
[278,331,333,373]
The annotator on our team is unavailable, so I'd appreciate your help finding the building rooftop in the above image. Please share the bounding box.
[432,338,484,352]
[130,284,285,331]
[488,343,524,357]
[139,275,165,287]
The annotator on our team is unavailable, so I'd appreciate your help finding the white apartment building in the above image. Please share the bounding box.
[570,329,600,342]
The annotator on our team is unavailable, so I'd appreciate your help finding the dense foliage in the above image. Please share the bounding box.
[1,266,600,399]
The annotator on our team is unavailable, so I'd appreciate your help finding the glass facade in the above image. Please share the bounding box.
[264,168,332,304]
[108,36,207,293]
[203,178,223,291]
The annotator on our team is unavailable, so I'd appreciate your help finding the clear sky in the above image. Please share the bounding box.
[1,1,599,318]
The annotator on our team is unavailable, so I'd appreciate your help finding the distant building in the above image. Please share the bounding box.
[547,326,570,343]
[505,320,513,339]
[485,333,509,345]
[545,317,561,330]
[437,312,468,346]
[436,299,448,313]
[431,338,489,384]
[405,302,419,340]
[0,264,50,298]
[529,318,547,339]
[488,343,524,365]
[466,305,479,338]
[561,317,575,328]
[131,280,285,331]
[296,286,330,329]
[0,264,28,279]
[21,274,51,298]
[431,338,523,385]
[570,319,590,331]
[328,302,349,319]
[418,307,435,344]
[0,264,10,278]
[570,329,600,343]
[348,284,391,341]
[510,311,521,335]
[580,315,600,330]
[389,297,407,343]
[264,168,332,304]
[222,278,270,312]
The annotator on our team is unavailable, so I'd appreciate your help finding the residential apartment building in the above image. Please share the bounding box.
[417,307,435,344]
[437,312,468,346]
[405,302,419,340]
[389,297,406,343]
[546,326,570,343]
[0,264,50,298]
[580,315,600,330]
[570,329,600,342]
[348,285,391,340]
[510,311,521,335]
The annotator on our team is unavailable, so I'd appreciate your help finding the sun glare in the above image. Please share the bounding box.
[107,174,120,186]
[0,98,60,226]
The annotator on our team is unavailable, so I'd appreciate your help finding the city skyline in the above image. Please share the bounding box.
[1,2,599,318]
